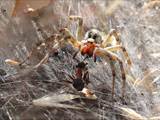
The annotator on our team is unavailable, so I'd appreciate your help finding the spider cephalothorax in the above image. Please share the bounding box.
[80,38,98,57]
[84,29,103,44]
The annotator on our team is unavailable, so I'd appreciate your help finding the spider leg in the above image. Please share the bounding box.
[109,58,116,100]
[101,29,121,48]
[73,50,79,59]
[61,28,84,75]
[94,48,126,98]
[69,16,83,41]
[59,28,82,49]
[59,28,82,59]
[104,45,132,67]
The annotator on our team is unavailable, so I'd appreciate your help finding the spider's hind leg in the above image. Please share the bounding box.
[108,57,116,100]
[107,51,126,98]
[94,48,126,99]
[107,53,126,99]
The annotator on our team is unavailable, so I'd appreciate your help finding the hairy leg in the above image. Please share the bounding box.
[69,16,83,41]
[104,45,132,67]
[101,29,121,48]
[59,28,81,49]
[94,48,126,98]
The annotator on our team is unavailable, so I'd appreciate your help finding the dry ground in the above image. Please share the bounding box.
[0,0,160,120]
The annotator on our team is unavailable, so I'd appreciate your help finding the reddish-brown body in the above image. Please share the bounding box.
[81,42,97,57]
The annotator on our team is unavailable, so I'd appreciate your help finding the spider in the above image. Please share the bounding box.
[5,15,131,99]
[59,16,132,99]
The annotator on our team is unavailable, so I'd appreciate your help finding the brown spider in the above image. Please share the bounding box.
[58,16,132,99]
[5,15,132,99]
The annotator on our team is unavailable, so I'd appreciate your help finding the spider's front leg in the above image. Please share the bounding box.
[101,29,121,48]
[60,16,84,58]
[69,16,83,41]
[93,48,126,99]
[101,29,132,67]
[59,28,82,58]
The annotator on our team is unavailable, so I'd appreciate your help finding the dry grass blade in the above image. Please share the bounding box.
[126,74,136,85]
[133,69,160,92]
[33,53,49,69]
[119,107,147,120]
[5,59,20,65]
[33,93,82,109]
[149,116,160,120]
[150,53,160,58]
[5,53,49,82]
[105,0,122,16]
[35,93,81,103]
[33,102,82,109]
[1,0,160,119]
[152,74,160,84]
